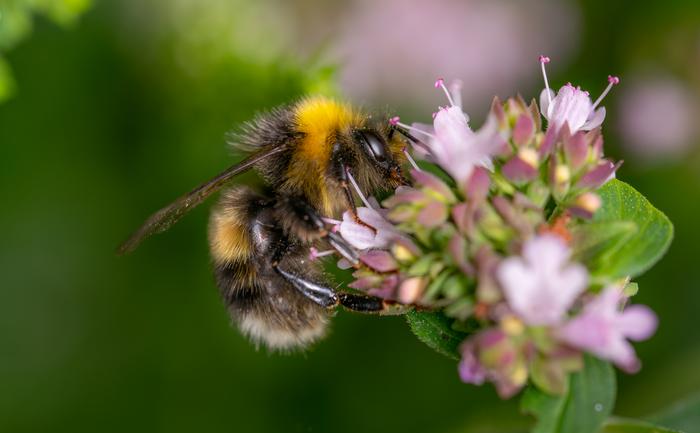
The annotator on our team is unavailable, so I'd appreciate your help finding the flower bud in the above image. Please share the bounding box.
[551,162,571,199]
[502,148,539,184]
[570,192,602,219]
[392,243,415,263]
[555,165,571,184]
[398,277,426,304]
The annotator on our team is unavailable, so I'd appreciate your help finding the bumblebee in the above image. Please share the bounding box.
[119,96,414,350]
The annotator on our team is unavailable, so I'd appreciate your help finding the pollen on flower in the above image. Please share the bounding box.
[575,192,602,214]
[518,148,539,168]
[539,55,551,64]
[389,116,400,126]
[501,315,525,336]
[555,165,571,183]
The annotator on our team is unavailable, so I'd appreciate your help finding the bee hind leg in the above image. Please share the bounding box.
[273,264,411,315]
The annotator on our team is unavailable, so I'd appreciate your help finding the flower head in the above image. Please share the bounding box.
[497,234,588,325]
[539,55,619,133]
[557,286,658,373]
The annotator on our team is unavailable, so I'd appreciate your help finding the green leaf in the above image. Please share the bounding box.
[405,310,470,360]
[574,179,673,279]
[647,391,700,433]
[0,58,16,103]
[601,417,683,433]
[521,355,616,433]
[571,221,637,274]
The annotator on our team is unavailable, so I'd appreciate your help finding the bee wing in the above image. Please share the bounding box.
[117,145,286,255]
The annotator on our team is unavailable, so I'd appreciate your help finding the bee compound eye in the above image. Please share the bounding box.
[358,130,387,163]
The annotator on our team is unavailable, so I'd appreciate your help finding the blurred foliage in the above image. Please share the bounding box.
[0,1,699,433]
[648,392,700,433]
[0,0,91,101]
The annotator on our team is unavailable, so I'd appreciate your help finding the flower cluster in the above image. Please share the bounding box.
[324,57,659,399]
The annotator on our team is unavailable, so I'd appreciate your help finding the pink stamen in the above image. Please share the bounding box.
[592,75,620,109]
[393,119,436,139]
[309,247,334,261]
[435,77,456,106]
[345,168,373,209]
[540,55,552,107]
[389,116,400,126]
[403,147,421,171]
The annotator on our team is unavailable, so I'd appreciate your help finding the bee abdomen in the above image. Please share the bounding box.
[209,186,330,351]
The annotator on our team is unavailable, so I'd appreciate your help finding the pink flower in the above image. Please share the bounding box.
[422,80,503,186]
[538,55,618,133]
[458,341,487,385]
[557,286,658,373]
[496,234,588,325]
[338,207,402,250]
[459,329,528,398]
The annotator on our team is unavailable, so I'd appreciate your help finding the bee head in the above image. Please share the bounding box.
[350,128,409,189]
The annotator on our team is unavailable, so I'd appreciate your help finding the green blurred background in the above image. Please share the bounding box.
[1,1,699,432]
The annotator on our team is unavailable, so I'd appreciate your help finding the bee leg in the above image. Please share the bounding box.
[274,264,411,315]
[330,146,377,232]
[273,265,339,308]
[326,231,359,266]
[330,149,359,217]
[337,292,412,315]
[389,124,431,154]
[276,196,359,265]
[330,142,362,219]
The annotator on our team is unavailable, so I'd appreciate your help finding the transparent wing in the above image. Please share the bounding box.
[117,146,286,255]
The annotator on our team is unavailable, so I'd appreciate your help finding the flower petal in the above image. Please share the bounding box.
[417,201,448,228]
[411,169,456,202]
[577,160,618,189]
[360,250,398,272]
[582,106,606,130]
[540,88,555,119]
[339,214,376,250]
[502,156,538,183]
[513,113,535,146]
[615,305,658,341]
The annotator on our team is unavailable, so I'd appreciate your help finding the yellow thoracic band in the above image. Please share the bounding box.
[288,96,364,215]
